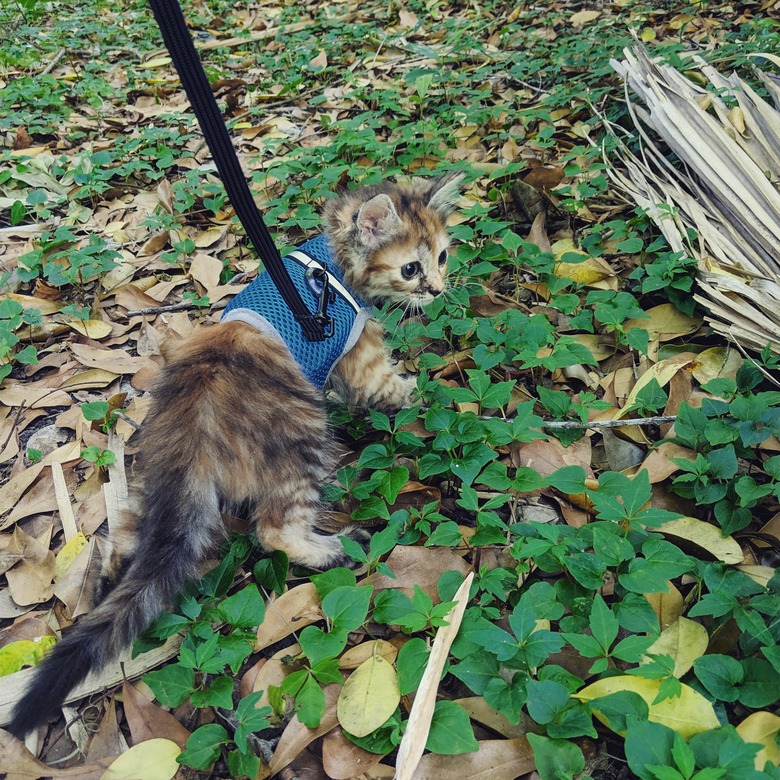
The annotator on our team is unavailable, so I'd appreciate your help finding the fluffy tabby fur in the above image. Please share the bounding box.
[10,173,461,738]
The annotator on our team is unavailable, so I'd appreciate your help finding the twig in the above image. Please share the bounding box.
[536,415,677,430]
[114,412,141,432]
[40,47,66,75]
[122,300,226,318]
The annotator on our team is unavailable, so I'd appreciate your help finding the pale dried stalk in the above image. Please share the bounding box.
[607,44,780,356]
[394,572,474,780]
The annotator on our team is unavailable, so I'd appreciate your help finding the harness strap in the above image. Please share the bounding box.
[147,0,327,341]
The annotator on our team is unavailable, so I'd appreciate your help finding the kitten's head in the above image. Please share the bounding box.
[323,173,463,309]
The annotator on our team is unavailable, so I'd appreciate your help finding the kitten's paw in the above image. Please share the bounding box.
[371,374,417,412]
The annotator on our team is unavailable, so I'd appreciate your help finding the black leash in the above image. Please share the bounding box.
[147,0,328,341]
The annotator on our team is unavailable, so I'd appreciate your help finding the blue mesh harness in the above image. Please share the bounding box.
[221,235,370,389]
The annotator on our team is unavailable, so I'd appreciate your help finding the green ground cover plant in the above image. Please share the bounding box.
[1,0,780,778]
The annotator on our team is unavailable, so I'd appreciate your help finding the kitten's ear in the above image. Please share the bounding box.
[426,172,464,218]
[355,194,402,247]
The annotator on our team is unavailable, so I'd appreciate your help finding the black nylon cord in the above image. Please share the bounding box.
[147,0,325,341]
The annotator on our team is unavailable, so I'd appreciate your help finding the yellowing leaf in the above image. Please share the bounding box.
[645,582,684,630]
[736,564,776,588]
[59,368,120,391]
[690,346,742,384]
[570,10,600,24]
[55,530,89,580]
[625,303,701,341]
[553,249,615,285]
[618,354,695,418]
[0,636,56,676]
[144,56,172,68]
[193,226,227,249]
[574,675,719,738]
[736,712,780,769]
[337,650,400,737]
[656,517,744,564]
[340,639,398,670]
[643,617,708,678]
[100,738,180,780]
[67,319,113,339]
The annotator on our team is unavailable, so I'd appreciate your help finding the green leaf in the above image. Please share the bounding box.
[625,720,676,780]
[190,675,234,709]
[178,724,228,770]
[527,733,585,780]
[738,658,780,708]
[425,520,463,547]
[693,654,744,702]
[217,584,266,628]
[299,625,347,667]
[483,673,527,723]
[525,679,570,725]
[591,690,649,733]
[589,595,619,653]
[379,466,409,503]
[671,731,696,779]
[296,672,326,728]
[322,585,373,634]
[425,701,479,754]
[397,638,430,695]
[234,690,272,752]
[547,465,588,495]
[227,749,260,780]
[449,652,500,696]
[253,551,288,596]
[81,400,110,421]
[311,567,356,601]
[144,662,196,708]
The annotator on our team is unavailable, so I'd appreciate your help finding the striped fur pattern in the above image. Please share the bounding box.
[9,173,461,738]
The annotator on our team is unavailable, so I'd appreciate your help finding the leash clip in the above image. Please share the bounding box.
[305,266,336,338]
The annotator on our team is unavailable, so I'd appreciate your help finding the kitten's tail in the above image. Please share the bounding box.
[8,479,220,738]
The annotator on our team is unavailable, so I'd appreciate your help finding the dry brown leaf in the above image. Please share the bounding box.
[5,526,55,606]
[309,50,328,70]
[254,583,322,652]
[189,252,223,291]
[53,537,97,618]
[268,683,340,775]
[69,342,154,375]
[0,729,114,779]
[413,738,535,779]
[398,9,418,27]
[625,304,701,341]
[0,385,72,408]
[122,681,191,749]
[368,545,470,600]
[251,642,301,711]
[641,442,696,484]
[85,698,126,762]
[321,727,384,779]
[512,435,593,478]
[454,697,529,739]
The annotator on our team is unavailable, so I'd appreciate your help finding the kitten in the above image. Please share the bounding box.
[9,173,461,738]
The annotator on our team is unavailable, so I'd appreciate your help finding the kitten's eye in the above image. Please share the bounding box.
[401,262,421,279]
[438,250,448,266]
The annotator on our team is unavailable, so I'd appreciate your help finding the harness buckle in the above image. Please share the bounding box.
[305,266,336,338]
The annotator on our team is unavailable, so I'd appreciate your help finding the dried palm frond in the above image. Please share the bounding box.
[606,44,780,356]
